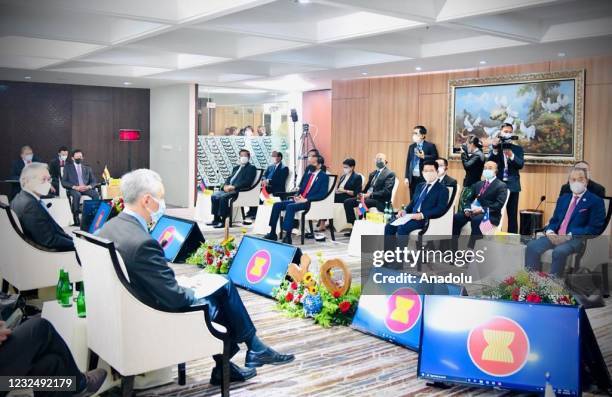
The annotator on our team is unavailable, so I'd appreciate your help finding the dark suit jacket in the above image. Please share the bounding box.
[559,180,606,199]
[364,167,396,203]
[10,191,74,251]
[488,144,524,192]
[9,156,43,180]
[263,162,289,194]
[48,157,67,195]
[337,172,362,197]
[224,163,257,191]
[438,174,457,188]
[61,162,96,189]
[461,150,485,187]
[405,140,438,183]
[405,181,449,220]
[98,212,195,311]
[299,170,330,201]
[547,191,605,235]
[466,178,508,226]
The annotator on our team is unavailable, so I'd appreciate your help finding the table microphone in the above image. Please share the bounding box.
[534,195,546,211]
[46,202,53,208]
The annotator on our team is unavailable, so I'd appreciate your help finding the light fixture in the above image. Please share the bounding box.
[297,0,311,3]
[123,81,132,86]
[558,52,566,57]
[479,60,487,65]
[361,72,368,76]
[415,66,422,71]
[24,76,32,80]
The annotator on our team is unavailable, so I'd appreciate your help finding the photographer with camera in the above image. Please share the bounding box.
[488,122,524,233]
[457,135,485,211]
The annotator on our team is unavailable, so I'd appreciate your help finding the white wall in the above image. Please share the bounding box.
[150,84,196,208]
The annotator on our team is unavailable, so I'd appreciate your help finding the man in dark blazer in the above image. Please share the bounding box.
[264,155,329,244]
[48,146,70,196]
[10,163,74,251]
[335,158,362,203]
[98,169,293,385]
[262,151,289,195]
[61,149,99,225]
[488,123,524,234]
[558,161,606,198]
[435,158,457,188]
[385,161,449,236]
[526,167,606,276]
[9,145,42,200]
[344,153,396,229]
[208,149,257,228]
[453,161,508,240]
[405,126,438,199]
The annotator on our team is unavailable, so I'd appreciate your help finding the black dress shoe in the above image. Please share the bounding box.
[282,235,292,245]
[206,219,219,226]
[245,347,295,368]
[344,231,352,237]
[213,222,225,228]
[210,356,256,385]
[263,232,278,241]
[304,232,315,239]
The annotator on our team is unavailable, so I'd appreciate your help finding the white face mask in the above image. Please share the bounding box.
[59,155,68,161]
[33,181,51,196]
[412,134,422,143]
[147,196,166,225]
[482,169,496,181]
[437,167,445,176]
[423,171,437,183]
[240,156,249,165]
[343,167,351,175]
[569,181,586,195]
[24,154,33,162]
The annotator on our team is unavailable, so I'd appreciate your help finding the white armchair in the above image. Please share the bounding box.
[72,231,232,397]
[460,189,510,235]
[41,197,73,228]
[410,185,458,239]
[0,202,81,292]
[332,173,365,232]
[229,169,263,225]
[369,177,399,214]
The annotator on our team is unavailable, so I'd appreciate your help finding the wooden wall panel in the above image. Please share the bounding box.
[332,79,370,99]
[418,69,478,95]
[368,76,418,142]
[72,99,114,179]
[550,55,612,85]
[583,84,612,190]
[330,98,369,174]
[476,62,550,77]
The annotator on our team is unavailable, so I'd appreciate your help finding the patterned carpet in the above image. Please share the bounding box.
[132,208,612,397]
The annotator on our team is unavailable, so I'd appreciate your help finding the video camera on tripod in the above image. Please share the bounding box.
[493,134,519,150]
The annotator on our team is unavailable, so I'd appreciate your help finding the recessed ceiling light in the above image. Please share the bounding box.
[123,82,132,86]
[415,66,422,71]
[558,52,566,57]
[296,0,310,3]
[479,60,487,65]
[361,72,368,76]
[24,76,31,80]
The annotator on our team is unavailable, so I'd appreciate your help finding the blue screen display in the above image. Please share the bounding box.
[351,267,464,351]
[89,201,112,234]
[419,296,581,395]
[149,216,194,262]
[228,235,296,297]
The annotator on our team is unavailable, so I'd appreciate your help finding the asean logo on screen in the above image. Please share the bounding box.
[246,249,271,284]
[157,226,176,248]
[467,316,530,377]
[384,288,422,333]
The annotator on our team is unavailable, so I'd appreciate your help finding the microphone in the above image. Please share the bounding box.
[46,202,53,208]
[534,195,546,212]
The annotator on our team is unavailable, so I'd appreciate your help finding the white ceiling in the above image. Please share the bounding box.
[0,0,611,92]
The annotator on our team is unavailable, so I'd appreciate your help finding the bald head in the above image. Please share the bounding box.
[484,160,498,172]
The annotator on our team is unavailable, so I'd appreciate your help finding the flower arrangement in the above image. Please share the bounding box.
[481,270,576,305]
[186,237,237,274]
[111,197,125,215]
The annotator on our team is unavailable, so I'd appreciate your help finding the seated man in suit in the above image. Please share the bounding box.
[98,169,293,385]
[452,161,508,242]
[48,146,69,196]
[61,149,99,226]
[262,151,289,195]
[343,153,396,235]
[335,158,362,203]
[208,149,257,228]
[9,145,43,200]
[10,163,74,251]
[559,160,606,198]
[385,161,449,237]
[264,155,329,245]
[526,167,605,276]
[0,318,107,397]
[435,158,457,187]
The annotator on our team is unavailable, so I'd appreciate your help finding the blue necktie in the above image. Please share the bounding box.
[413,184,430,212]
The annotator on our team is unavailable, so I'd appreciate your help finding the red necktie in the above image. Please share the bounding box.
[302,173,316,198]
[559,195,580,235]
[478,180,490,196]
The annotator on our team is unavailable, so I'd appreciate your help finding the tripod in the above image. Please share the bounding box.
[298,123,317,174]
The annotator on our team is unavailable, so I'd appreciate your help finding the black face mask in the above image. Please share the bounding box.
[74,158,82,164]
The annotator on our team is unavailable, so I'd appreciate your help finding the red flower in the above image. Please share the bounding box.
[206,256,213,265]
[285,292,294,302]
[538,271,549,278]
[511,288,520,301]
[526,292,542,303]
[332,290,341,298]
[290,282,298,290]
[297,294,302,300]
[338,301,351,314]
[503,276,515,285]
[225,250,231,257]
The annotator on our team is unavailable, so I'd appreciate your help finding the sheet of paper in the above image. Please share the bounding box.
[176,273,228,299]
[390,214,413,226]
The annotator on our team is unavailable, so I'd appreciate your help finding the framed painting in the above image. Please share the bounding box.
[448,70,584,164]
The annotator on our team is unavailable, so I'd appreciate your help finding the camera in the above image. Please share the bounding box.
[494,134,518,150]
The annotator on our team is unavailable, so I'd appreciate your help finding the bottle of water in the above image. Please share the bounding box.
[56,269,65,303]
[60,271,73,307]
[76,286,86,318]
[383,202,391,223]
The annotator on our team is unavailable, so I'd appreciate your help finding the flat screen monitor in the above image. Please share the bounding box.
[149,215,197,262]
[81,200,107,232]
[88,201,112,234]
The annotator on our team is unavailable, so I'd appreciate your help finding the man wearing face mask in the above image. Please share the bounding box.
[262,151,289,195]
[435,158,457,188]
[10,163,74,251]
[335,158,362,203]
[525,167,605,276]
[9,145,42,200]
[49,146,70,196]
[99,169,294,385]
[452,161,508,243]
[62,149,99,226]
[208,149,256,228]
[404,126,438,199]
[558,161,606,198]
[488,123,524,234]
[385,161,449,237]
[343,153,396,235]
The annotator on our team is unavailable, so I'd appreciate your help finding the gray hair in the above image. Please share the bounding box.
[20,162,48,189]
[120,169,164,204]
[569,166,588,180]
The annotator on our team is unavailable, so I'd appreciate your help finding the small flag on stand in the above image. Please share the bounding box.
[260,185,270,200]
[198,179,207,192]
[102,166,111,183]
[479,208,495,235]
[358,194,368,216]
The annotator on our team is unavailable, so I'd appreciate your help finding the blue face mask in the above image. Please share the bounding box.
[482,169,496,181]
[148,196,166,225]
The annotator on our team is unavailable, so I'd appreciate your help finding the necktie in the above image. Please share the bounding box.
[302,173,316,198]
[478,181,490,196]
[414,184,430,212]
[269,164,277,179]
[230,166,242,185]
[76,165,84,185]
[558,195,580,235]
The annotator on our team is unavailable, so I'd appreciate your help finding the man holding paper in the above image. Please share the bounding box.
[384,161,448,237]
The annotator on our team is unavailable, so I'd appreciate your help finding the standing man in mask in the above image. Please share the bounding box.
[9,145,42,200]
[525,167,605,276]
[49,146,69,196]
[62,149,99,226]
[405,126,438,199]
[488,123,524,233]
[10,163,74,251]
[208,149,256,228]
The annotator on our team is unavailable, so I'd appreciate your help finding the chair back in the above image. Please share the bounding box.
[601,197,611,236]
[305,175,337,220]
[285,168,294,191]
[391,177,399,204]
[41,198,73,228]
[497,189,510,232]
[233,169,263,207]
